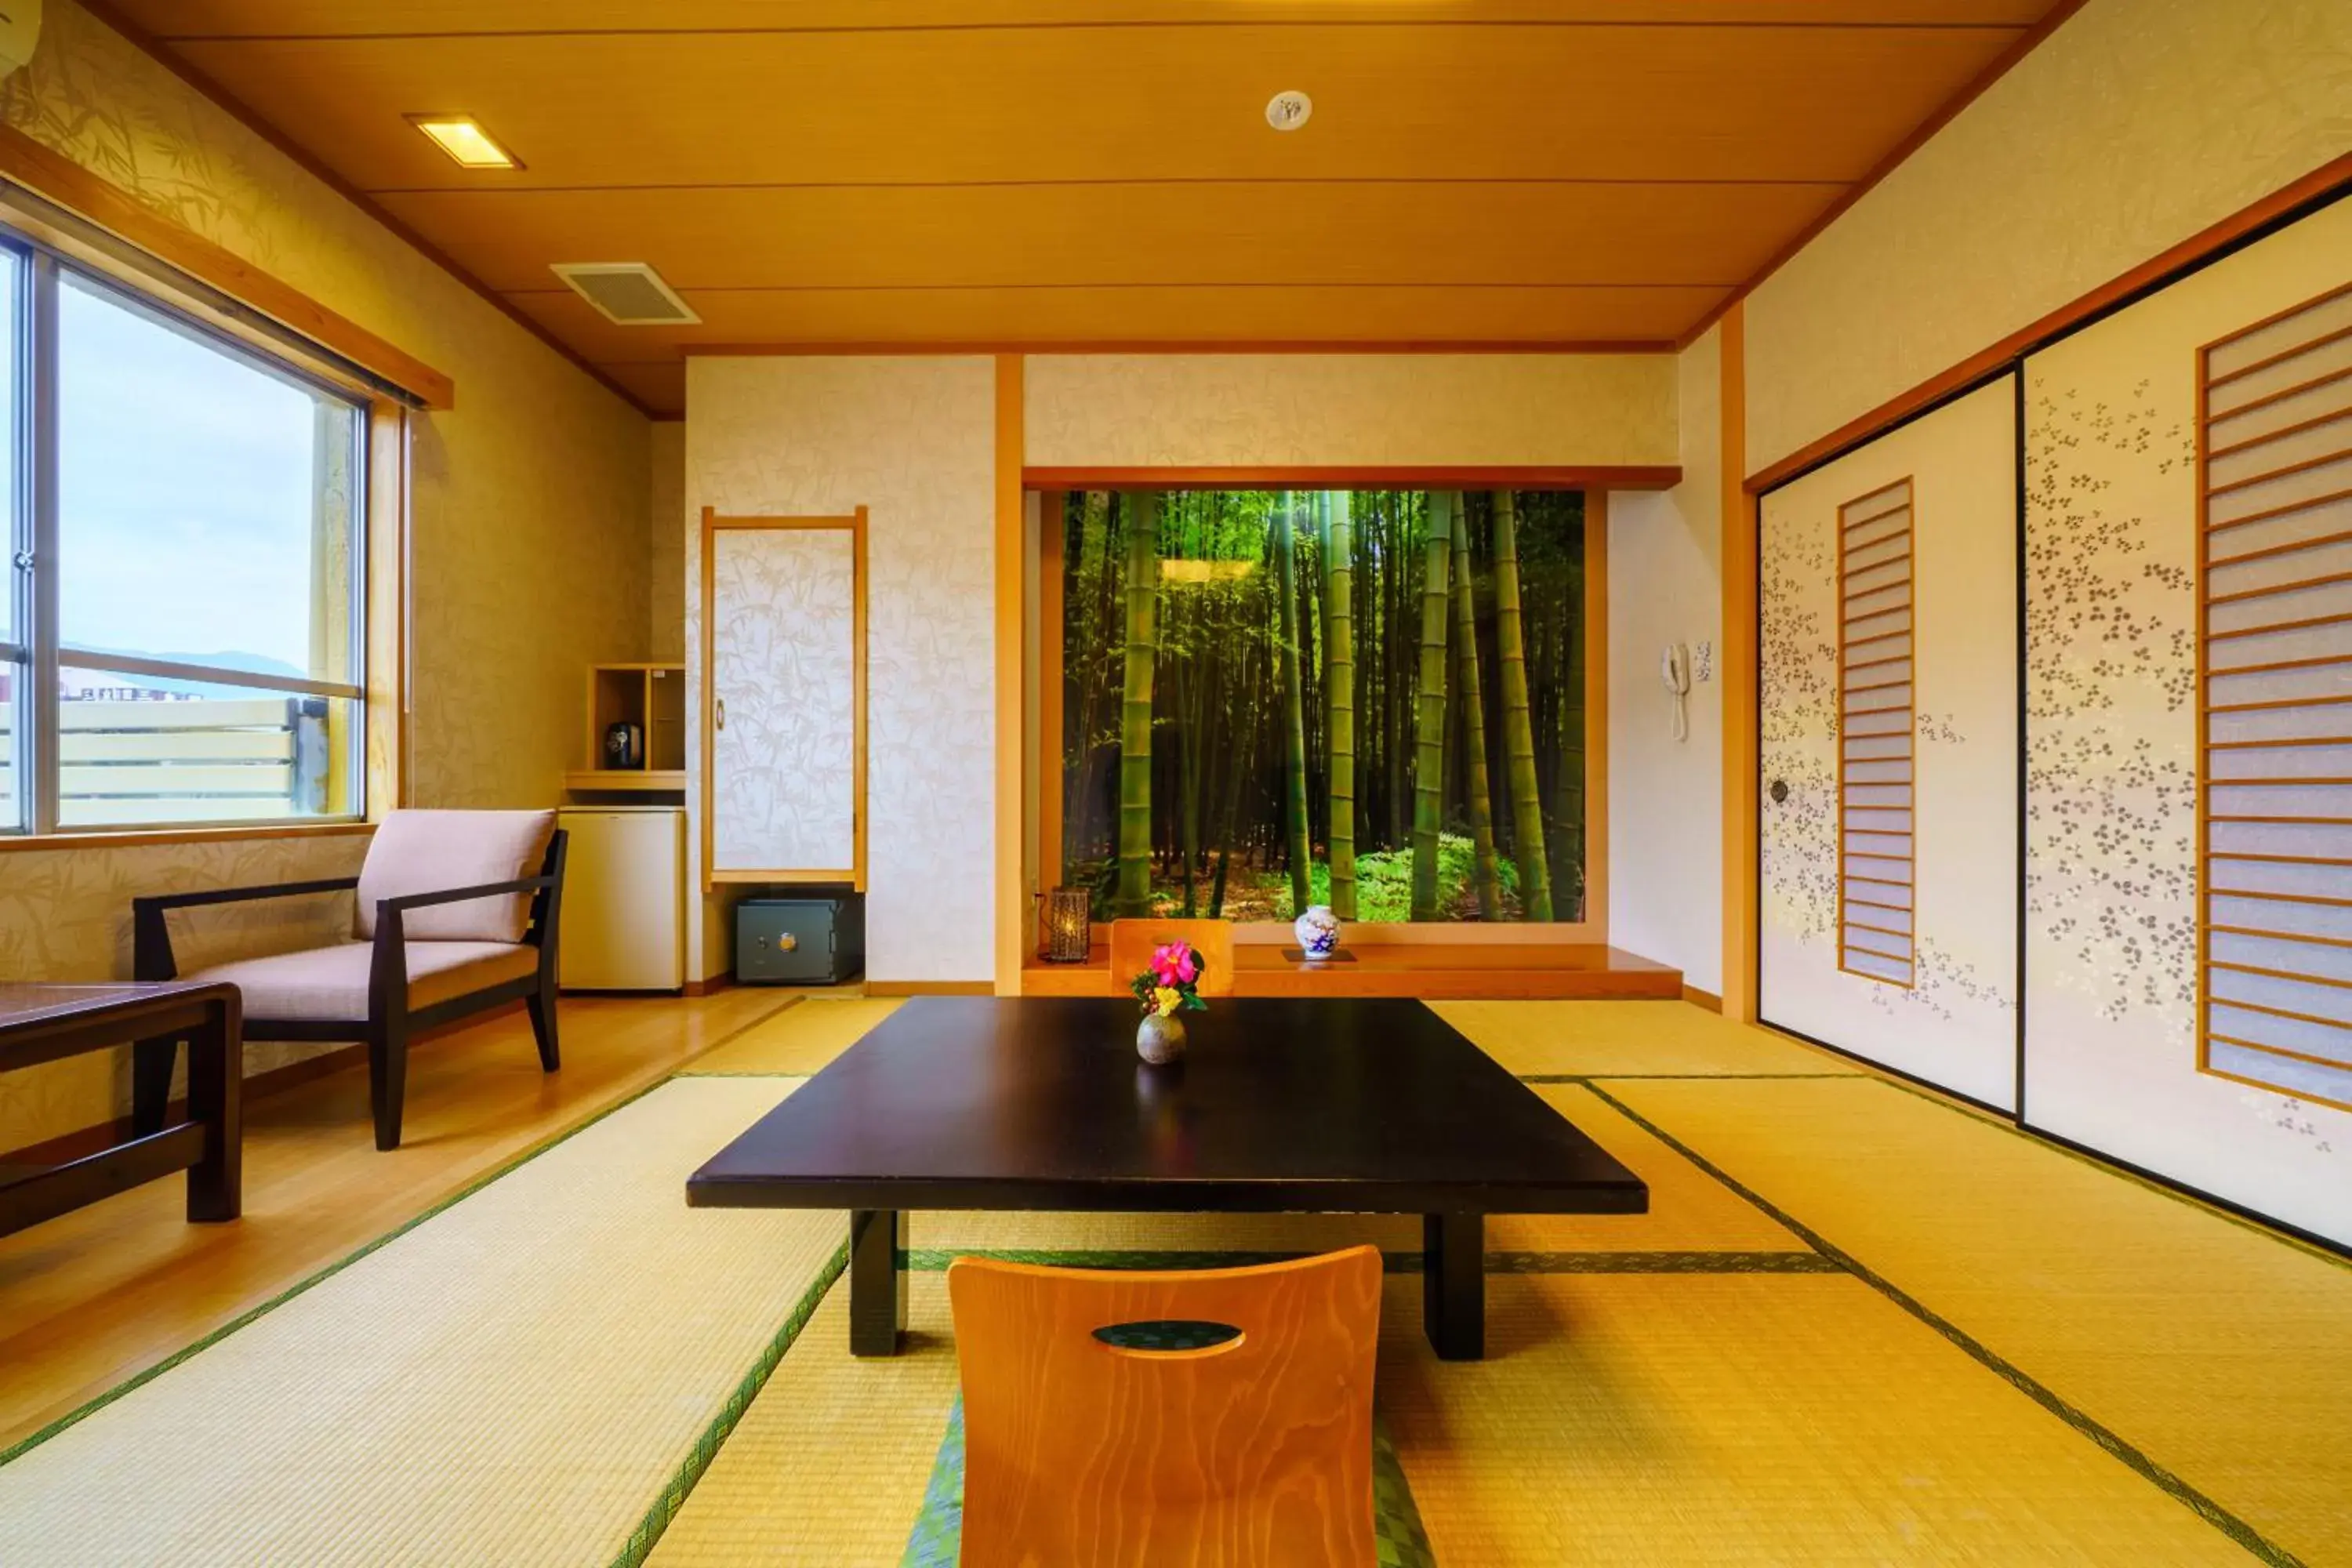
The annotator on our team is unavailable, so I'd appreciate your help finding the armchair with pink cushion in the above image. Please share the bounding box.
[129,809,568,1152]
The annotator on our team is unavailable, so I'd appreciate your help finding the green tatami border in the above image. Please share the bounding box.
[0,991,804,1467]
[902,1247,1839,1275]
[612,1238,849,1568]
[1580,1079,2305,1568]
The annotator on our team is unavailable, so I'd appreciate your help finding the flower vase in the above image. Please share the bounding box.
[1136,1011,1188,1065]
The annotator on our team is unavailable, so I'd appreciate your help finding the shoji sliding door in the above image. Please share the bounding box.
[701,507,868,891]
[2023,196,2352,1247]
[1759,379,2020,1107]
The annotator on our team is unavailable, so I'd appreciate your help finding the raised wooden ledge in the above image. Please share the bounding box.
[1022,942,1681,1001]
[0,123,455,409]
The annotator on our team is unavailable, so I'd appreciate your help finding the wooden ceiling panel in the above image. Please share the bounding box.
[83,0,2074,408]
[376,181,1839,293]
[113,2,2063,40]
[168,25,2024,189]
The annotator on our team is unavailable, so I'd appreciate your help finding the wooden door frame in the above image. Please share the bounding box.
[699,504,869,894]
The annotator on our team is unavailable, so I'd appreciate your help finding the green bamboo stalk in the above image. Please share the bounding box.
[1274,492,1313,913]
[1324,491,1358,920]
[1559,513,1588,920]
[1410,491,1455,920]
[1115,491,1160,917]
[1450,502,1503,919]
[1492,489,1553,920]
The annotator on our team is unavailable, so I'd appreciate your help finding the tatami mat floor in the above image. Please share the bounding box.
[2,996,2345,1565]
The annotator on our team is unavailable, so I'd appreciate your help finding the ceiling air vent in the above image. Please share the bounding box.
[550,262,700,325]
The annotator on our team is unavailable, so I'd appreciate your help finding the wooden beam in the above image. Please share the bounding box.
[996,354,1028,996]
[688,340,1676,359]
[0,124,453,408]
[1025,466,1680,492]
[1719,304,1759,1023]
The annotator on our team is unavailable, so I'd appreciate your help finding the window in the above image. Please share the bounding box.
[2199,281,2352,1109]
[1837,477,1916,987]
[0,239,366,834]
[1054,488,1592,924]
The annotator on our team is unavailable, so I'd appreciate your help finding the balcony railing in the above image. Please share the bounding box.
[0,696,330,827]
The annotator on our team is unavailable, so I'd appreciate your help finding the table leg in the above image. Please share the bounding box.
[184,1003,241,1223]
[131,1036,180,1136]
[849,1209,907,1357]
[1423,1211,1485,1361]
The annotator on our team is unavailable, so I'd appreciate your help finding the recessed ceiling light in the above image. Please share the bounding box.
[1266,90,1312,132]
[406,114,522,170]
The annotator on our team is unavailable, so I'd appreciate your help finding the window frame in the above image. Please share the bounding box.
[1028,477,1614,943]
[0,234,372,838]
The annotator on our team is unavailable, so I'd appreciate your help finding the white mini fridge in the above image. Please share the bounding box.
[557,806,685,991]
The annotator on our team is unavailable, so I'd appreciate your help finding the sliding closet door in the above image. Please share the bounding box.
[1759,378,2020,1107]
[2023,196,2352,1247]
[701,507,867,890]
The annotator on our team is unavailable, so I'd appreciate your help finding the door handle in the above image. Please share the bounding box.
[715,696,726,731]
[1769,779,1789,804]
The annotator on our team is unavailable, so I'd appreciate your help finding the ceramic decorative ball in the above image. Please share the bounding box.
[1293,904,1341,960]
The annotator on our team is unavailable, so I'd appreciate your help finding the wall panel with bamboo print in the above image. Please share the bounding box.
[2020,193,2352,1249]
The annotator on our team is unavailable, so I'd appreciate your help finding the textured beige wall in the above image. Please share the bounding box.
[1026,353,1676,468]
[686,357,999,984]
[1744,0,2352,473]
[1608,328,1725,993]
[0,3,651,1151]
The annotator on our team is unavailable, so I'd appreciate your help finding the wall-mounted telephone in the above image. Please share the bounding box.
[1662,643,1691,742]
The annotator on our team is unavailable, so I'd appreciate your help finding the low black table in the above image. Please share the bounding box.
[686,996,1647,1360]
[0,981,242,1237]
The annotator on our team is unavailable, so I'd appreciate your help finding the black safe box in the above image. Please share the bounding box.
[735,895,866,985]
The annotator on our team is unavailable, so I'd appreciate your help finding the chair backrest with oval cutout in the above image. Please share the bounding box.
[946,1246,1382,1566]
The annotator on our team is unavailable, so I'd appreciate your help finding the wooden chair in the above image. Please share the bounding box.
[946,1246,1382,1566]
[1107,917,1236,996]
[129,809,568,1152]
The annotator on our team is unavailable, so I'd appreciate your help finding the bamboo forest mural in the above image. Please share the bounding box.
[1060,490,1589,923]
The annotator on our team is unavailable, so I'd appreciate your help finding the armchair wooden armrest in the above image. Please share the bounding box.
[132,877,361,982]
[366,873,560,1015]
[369,874,554,913]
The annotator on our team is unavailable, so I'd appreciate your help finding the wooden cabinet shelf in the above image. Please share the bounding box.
[583,664,687,778]
[564,769,685,793]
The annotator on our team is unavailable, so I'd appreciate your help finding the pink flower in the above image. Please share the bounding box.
[1150,941,1200,987]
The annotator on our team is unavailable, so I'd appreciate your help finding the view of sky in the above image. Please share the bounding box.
[55,274,353,682]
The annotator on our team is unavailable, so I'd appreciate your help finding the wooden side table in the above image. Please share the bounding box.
[0,982,243,1236]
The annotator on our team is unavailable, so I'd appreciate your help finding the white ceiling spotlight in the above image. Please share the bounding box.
[1265,90,1312,132]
